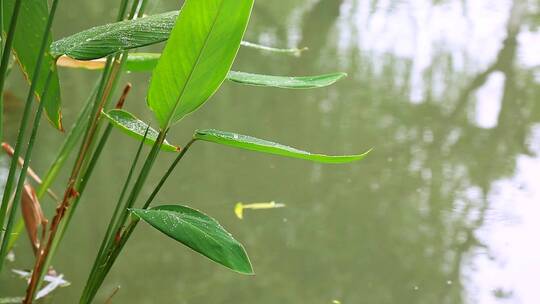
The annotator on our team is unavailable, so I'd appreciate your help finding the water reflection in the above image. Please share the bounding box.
[0,0,539,303]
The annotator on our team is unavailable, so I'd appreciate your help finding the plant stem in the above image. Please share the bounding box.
[0,0,22,143]
[63,83,132,231]
[23,5,137,303]
[0,71,51,270]
[5,84,99,253]
[81,136,196,302]
[81,127,150,303]
[142,139,196,209]
[36,84,99,198]
[80,130,167,303]
[25,1,146,300]
[0,0,23,240]
[0,0,58,275]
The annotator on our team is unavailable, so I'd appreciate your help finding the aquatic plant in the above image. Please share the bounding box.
[0,0,368,302]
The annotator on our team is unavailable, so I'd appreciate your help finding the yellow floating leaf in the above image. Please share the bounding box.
[234,201,285,219]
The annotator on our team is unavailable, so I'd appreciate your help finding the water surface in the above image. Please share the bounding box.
[1,0,539,303]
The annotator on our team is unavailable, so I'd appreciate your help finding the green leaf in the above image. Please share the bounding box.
[147,0,254,129]
[2,0,63,130]
[123,54,345,89]
[101,109,179,152]
[50,11,178,60]
[194,129,370,164]
[124,53,160,72]
[58,53,346,89]
[131,205,253,274]
[227,71,347,89]
[51,11,292,62]
[240,41,307,56]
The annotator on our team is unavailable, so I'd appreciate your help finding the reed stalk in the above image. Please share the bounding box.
[0,0,60,275]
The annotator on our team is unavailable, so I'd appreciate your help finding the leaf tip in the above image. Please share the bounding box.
[57,112,65,132]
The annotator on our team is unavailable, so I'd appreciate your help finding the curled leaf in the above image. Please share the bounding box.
[21,183,48,254]
[56,55,106,70]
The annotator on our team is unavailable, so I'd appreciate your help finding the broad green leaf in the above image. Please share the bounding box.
[147,0,254,129]
[2,0,63,130]
[227,71,347,89]
[51,10,294,62]
[195,129,370,164]
[131,205,253,274]
[50,11,178,60]
[101,109,179,152]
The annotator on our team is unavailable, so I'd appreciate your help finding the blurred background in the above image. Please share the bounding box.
[1,0,539,303]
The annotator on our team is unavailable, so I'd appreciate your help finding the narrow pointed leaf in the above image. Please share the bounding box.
[101,109,179,152]
[50,11,178,60]
[57,53,345,89]
[227,71,347,89]
[240,41,307,55]
[195,129,370,164]
[2,0,63,130]
[147,0,254,129]
[123,54,345,88]
[131,205,253,274]
[124,53,160,72]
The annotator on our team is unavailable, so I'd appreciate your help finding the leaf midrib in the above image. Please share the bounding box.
[162,0,227,128]
[168,211,227,249]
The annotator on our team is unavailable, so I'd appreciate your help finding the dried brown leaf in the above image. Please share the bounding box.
[21,183,48,254]
[56,55,106,70]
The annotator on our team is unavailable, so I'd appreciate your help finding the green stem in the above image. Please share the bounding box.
[0,0,23,240]
[81,130,166,303]
[116,0,130,20]
[23,0,138,299]
[0,0,22,143]
[4,84,99,253]
[24,61,114,300]
[142,139,196,209]
[97,127,149,256]
[37,84,99,198]
[0,0,58,274]
[81,127,150,303]
[82,136,196,302]
[0,70,52,271]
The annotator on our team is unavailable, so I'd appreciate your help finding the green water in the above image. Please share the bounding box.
[1,0,540,303]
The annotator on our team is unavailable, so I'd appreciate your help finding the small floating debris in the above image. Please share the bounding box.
[332,300,342,304]
[234,201,285,219]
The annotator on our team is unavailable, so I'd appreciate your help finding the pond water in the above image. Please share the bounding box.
[1,0,539,303]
